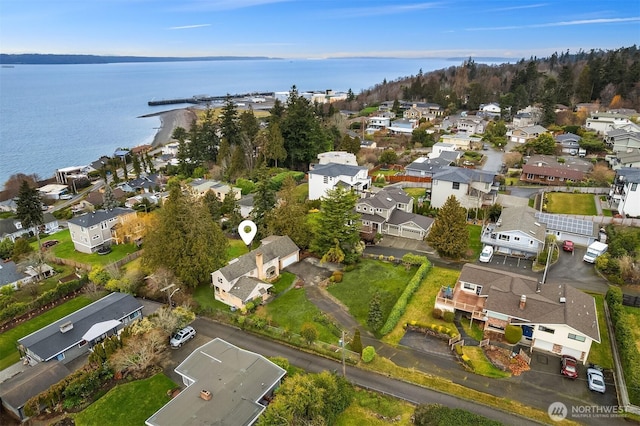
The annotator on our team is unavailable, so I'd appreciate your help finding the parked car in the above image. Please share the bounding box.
[562,240,574,252]
[42,240,59,249]
[170,326,196,348]
[479,245,494,263]
[587,365,606,393]
[560,355,578,379]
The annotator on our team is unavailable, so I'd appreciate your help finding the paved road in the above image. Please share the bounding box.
[481,146,505,173]
[169,318,543,426]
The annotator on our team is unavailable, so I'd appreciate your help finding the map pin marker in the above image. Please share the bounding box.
[238,220,257,247]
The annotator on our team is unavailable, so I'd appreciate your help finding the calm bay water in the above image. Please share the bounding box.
[0,58,456,184]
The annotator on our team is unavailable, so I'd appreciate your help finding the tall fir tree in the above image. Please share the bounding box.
[426,195,469,259]
[16,180,44,252]
[102,184,118,210]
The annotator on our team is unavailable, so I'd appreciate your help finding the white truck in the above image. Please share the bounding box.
[583,241,608,263]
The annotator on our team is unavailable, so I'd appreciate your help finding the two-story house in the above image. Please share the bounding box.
[188,179,242,201]
[308,162,371,200]
[0,213,59,242]
[67,207,136,253]
[456,117,485,135]
[585,112,634,135]
[480,206,546,259]
[317,151,358,166]
[605,129,640,153]
[610,167,640,217]
[434,264,600,364]
[405,155,458,178]
[509,125,549,144]
[388,118,418,135]
[356,187,433,240]
[439,133,482,151]
[211,235,299,309]
[430,167,498,209]
[479,102,501,118]
[402,102,444,121]
[366,114,392,134]
[555,133,582,155]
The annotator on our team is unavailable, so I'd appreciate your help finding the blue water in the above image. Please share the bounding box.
[0,58,456,184]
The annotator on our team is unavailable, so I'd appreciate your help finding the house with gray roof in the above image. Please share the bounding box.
[211,235,299,309]
[356,187,433,240]
[610,167,640,217]
[435,264,600,364]
[405,153,460,178]
[430,167,498,209]
[555,132,582,155]
[308,162,371,200]
[509,124,549,144]
[18,292,142,365]
[145,338,286,426]
[605,129,640,153]
[67,207,136,253]
[0,260,55,290]
[480,206,546,259]
[0,213,59,243]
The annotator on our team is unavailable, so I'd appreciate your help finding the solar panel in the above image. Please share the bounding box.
[535,212,594,236]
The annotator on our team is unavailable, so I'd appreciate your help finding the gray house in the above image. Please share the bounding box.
[18,292,143,364]
[146,338,287,426]
[67,207,136,253]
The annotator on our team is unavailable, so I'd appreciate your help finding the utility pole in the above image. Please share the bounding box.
[341,329,346,378]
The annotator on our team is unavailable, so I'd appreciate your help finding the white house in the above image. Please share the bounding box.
[439,133,482,150]
[429,142,457,159]
[0,213,59,242]
[480,206,546,259]
[435,264,600,364]
[0,260,55,290]
[585,112,634,135]
[479,102,501,118]
[456,117,485,135]
[211,235,299,309]
[430,167,498,209]
[67,208,137,253]
[317,151,358,166]
[610,167,640,217]
[38,184,70,200]
[366,115,391,134]
[388,118,418,135]
[405,155,458,178]
[308,162,371,200]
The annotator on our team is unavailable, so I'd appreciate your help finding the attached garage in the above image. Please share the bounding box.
[281,253,298,269]
[400,225,424,240]
[561,346,585,361]
[533,339,554,353]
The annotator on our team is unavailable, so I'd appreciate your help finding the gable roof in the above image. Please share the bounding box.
[433,166,496,184]
[18,292,142,361]
[515,125,548,136]
[228,276,272,302]
[459,264,599,341]
[387,209,433,230]
[522,163,586,181]
[616,167,640,183]
[0,260,26,287]
[146,338,287,426]
[217,236,299,282]
[406,156,455,173]
[496,206,546,243]
[308,162,367,178]
[67,207,134,228]
[555,133,581,143]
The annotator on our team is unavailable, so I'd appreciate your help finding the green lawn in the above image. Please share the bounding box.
[336,388,415,425]
[545,193,597,215]
[46,229,139,266]
[622,305,640,353]
[460,318,484,341]
[73,373,176,426]
[227,238,249,260]
[0,296,94,370]
[293,182,309,203]
[270,271,296,294]
[192,283,232,313]
[467,224,482,260]
[261,287,340,343]
[327,260,417,329]
[462,346,511,378]
[587,293,613,369]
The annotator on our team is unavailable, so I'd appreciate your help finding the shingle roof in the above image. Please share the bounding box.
[496,206,546,243]
[218,236,299,282]
[405,157,453,173]
[616,167,640,183]
[459,264,599,341]
[308,163,367,178]
[18,292,143,361]
[67,207,134,228]
[0,260,26,287]
[0,361,70,413]
[386,210,433,230]
[228,276,272,302]
[433,166,496,184]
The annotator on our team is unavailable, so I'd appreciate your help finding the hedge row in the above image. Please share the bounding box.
[405,321,459,339]
[606,287,640,405]
[379,260,432,335]
[0,276,87,323]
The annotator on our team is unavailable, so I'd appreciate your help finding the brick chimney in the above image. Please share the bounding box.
[519,295,527,310]
[255,252,264,280]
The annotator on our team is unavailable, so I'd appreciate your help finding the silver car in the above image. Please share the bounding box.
[170,326,196,348]
[587,366,606,394]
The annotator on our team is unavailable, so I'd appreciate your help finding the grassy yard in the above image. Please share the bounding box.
[336,388,415,425]
[73,373,176,426]
[327,260,417,330]
[259,287,340,343]
[460,318,485,341]
[192,283,232,313]
[462,346,511,378]
[545,193,597,215]
[402,187,426,202]
[622,305,640,353]
[587,293,613,369]
[0,296,94,370]
[467,224,482,260]
[383,266,460,345]
[293,182,309,203]
[227,238,249,260]
[270,271,296,294]
[45,229,139,266]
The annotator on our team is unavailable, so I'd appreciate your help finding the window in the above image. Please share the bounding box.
[539,325,555,334]
[323,176,328,184]
[498,234,510,241]
[632,183,638,191]
[514,237,520,241]
[568,333,586,342]
[548,176,555,181]
[452,182,460,190]
[101,222,108,229]
[92,235,100,240]
[527,173,534,179]
[463,282,474,291]
[79,340,87,347]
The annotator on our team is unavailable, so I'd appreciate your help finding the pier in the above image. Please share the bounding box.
[148,92,273,106]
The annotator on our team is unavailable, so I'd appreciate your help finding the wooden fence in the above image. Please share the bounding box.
[519,348,531,365]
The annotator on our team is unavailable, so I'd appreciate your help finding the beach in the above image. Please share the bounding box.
[143,108,198,148]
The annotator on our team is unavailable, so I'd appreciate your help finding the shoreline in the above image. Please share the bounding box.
[140,108,197,148]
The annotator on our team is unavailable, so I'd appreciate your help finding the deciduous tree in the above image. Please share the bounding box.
[426,195,469,259]
[266,176,311,249]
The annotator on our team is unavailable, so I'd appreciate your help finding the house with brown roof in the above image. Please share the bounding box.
[435,264,600,363]
[211,236,299,309]
[509,125,549,144]
[520,155,591,186]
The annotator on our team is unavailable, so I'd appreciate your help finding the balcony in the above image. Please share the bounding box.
[436,286,487,321]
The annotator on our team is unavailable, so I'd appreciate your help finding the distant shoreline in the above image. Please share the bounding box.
[141,108,197,148]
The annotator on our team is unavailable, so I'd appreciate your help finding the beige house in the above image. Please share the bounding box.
[188,179,242,201]
[509,125,549,144]
[67,208,136,253]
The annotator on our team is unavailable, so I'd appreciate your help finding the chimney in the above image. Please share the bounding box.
[255,252,264,280]
[519,295,527,310]
[200,390,212,401]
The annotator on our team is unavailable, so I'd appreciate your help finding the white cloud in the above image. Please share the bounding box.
[338,2,442,18]
[489,3,548,12]
[467,17,640,31]
[168,24,211,30]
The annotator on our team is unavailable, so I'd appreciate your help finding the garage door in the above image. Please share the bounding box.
[401,227,423,240]
[561,346,584,361]
[281,254,298,268]
[534,339,554,353]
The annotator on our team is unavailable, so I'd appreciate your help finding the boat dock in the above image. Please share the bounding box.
[148,92,273,106]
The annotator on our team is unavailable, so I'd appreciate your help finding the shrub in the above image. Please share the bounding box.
[235,178,256,195]
[432,308,443,319]
[504,324,523,344]
[442,311,455,323]
[361,346,376,363]
[332,271,343,283]
[350,329,363,354]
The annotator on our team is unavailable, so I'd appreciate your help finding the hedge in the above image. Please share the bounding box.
[362,346,376,363]
[379,260,432,335]
[0,276,87,323]
[404,321,459,339]
[606,287,640,405]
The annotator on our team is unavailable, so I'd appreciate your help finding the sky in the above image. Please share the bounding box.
[1,0,639,59]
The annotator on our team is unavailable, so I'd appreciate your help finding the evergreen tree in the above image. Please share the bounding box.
[351,329,363,354]
[251,168,276,239]
[266,176,311,249]
[367,291,384,331]
[426,195,469,259]
[203,190,223,222]
[132,153,142,179]
[311,186,361,264]
[16,180,44,252]
[219,95,241,146]
[102,184,118,210]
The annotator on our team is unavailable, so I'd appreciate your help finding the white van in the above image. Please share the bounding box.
[479,246,494,263]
